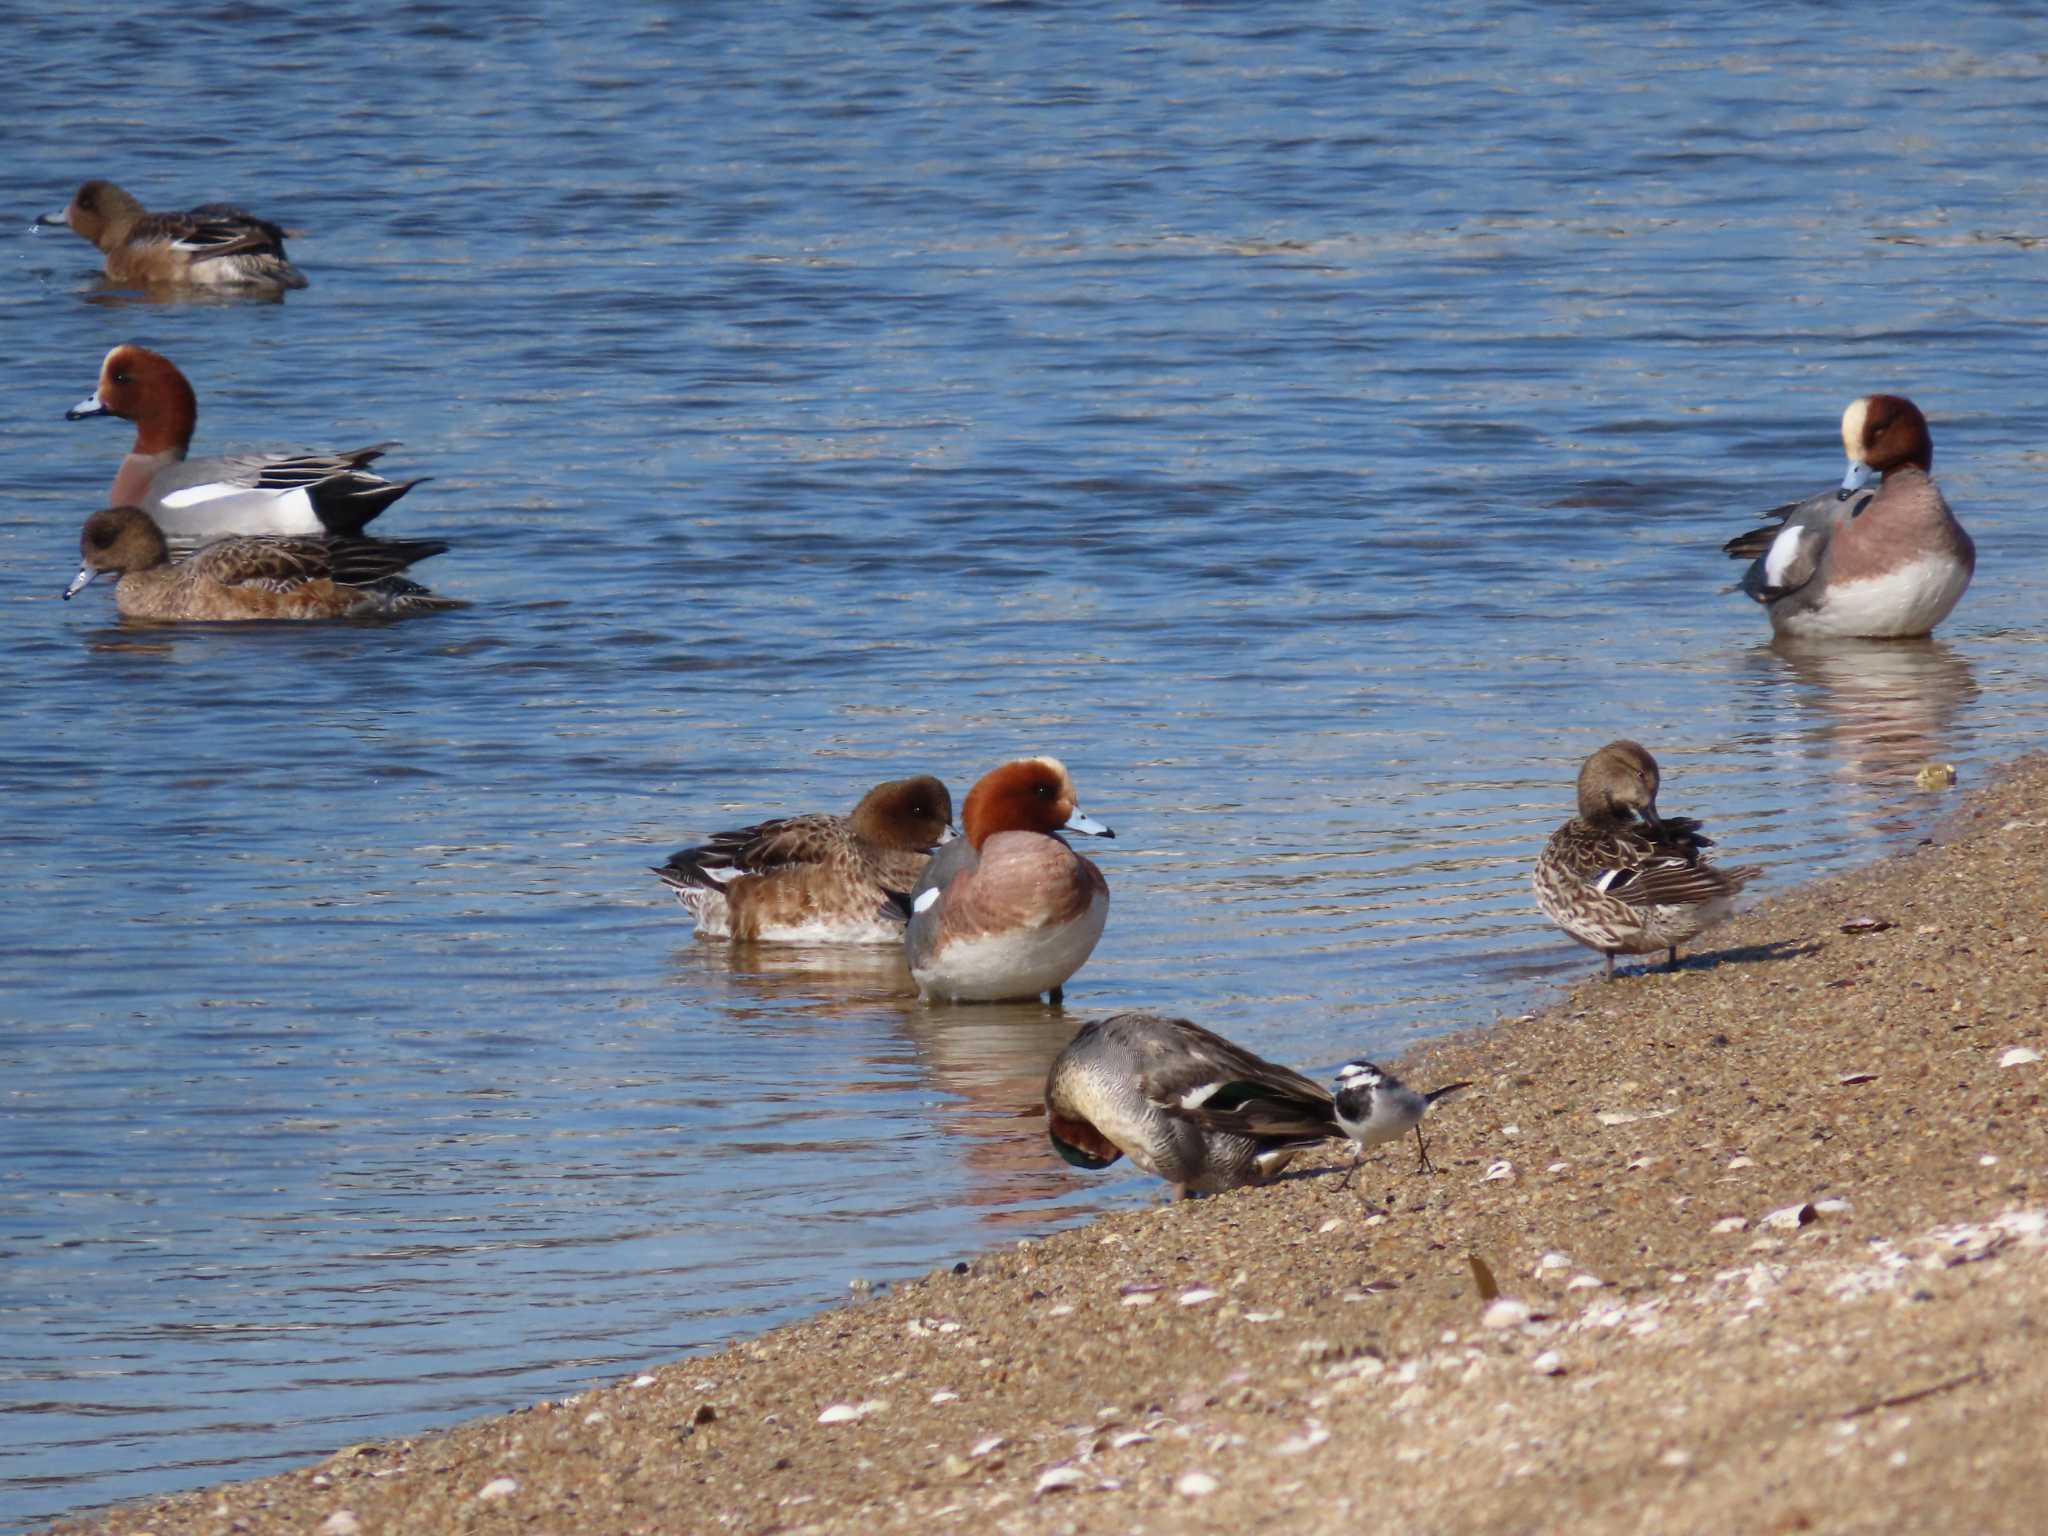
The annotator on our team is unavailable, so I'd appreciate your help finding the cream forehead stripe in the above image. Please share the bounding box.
[1840,397,1870,462]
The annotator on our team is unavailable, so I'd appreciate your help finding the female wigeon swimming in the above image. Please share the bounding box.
[67,345,423,541]
[1532,741,1759,978]
[1045,1013,1342,1198]
[653,775,955,944]
[63,506,458,622]
[905,757,1112,1003]
[1724,395,1974,638]
[36,179,308,292]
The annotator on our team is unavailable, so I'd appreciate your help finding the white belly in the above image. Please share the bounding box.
[1776,555,1971,639]
[912,895,1108,1002]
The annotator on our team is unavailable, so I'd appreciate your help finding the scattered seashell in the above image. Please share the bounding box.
[930,1390,960,1405]
[1837,1071,1878,1085]
[1566,1274,1604,1291]
[1482,1160,1516,1183]
[1595,1107,1676,1126]
[1481,1298,1533,1330]
[1121,1291,1157,1308]
[1117,1281,1163,1296]
[972,1436,1005,1458]
[1534,1252,1571,1274]
[1713,1217,1748,1234]
[1914,763,1956,790]
[1178,1288,1219,1306]
[1275,1425,1331,1456]
[1814,1198,1853,1215]
[583,1411,608,1426]
[2000,1047,2042,1068]
[476,1478,518,1503]
[1243,1309,1284,1323]
[1839,917,1895,935]
[319,1513,361,1536]
[1531,1351,1566,1376]
[941,1453,972,1480]
[631,1375,656,1389]
[817,1400,887,1425]
[1727,1156,1755,1170]
[1176,1471,1219,1498]
[1501,1124,1521,1138]
[1035,1466,1085,1495]
[1047,1303,1074,1317]
[1760,1203,1817,1230]
[1318,1218,1344,1234]
[1111,1430,1152,1449]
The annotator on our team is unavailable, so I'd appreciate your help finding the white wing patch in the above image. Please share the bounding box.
[157,481,250,510]
[1593,868,1628,895]
[1178,1082,1222,1110]
[1763,524,1808,588]
[912,887,941,914]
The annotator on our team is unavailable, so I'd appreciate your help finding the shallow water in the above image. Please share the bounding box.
[4,1,2047,1524]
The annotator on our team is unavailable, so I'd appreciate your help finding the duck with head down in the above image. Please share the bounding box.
[1045,1012,1345,1199]
[1532,740,1759,978]
[1723,395,1973,639]
[905,757,1112,1003]
[653,775,954,944]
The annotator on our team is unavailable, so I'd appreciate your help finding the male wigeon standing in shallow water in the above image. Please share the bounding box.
[652,775,955,943]
[906,758,1113,1003]
[1532,741,1759,978]
[67,345,423,542]
[1723,395,1973,639]
[63,506,458,622]
[37,179,308,292]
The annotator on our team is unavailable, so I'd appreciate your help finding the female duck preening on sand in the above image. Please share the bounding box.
[37,178,308,292]
[63,506,459,621]
[905,757,1112,1003]
[653,775,955,944]
[1724,395,1973,639]
[1532,741,1759,977]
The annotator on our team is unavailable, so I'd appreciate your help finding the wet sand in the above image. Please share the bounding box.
[49,756,2048,1536]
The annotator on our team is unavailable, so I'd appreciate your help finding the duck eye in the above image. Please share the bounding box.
[113,371,131,385]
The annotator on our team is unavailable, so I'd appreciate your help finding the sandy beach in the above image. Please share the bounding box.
[47,755,2048,1536]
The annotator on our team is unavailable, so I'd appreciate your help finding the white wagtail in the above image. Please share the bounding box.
[1331,1059,1470,1191]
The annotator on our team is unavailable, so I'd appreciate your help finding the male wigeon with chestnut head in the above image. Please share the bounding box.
[1723,395,1973,639]
[37,179,307,292]
[905,758,1113,1004]
[67,345,423,542]
[652,775,955,944]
